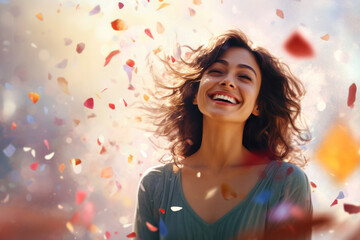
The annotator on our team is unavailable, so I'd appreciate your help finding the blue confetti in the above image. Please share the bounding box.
[40,164,46,172]
[5,82,13,90]
[43,107,48,115]
[38,86,44,93]
[27,114,35,123]
[3,144,16,158]
[336,191,345,199]
[254,190,272,204]
[159,217,168,236]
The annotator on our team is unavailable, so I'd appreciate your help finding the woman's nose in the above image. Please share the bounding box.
[219,79,236,88]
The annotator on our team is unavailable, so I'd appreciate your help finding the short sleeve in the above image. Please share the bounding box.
[133,166,163,240]
[266,163,313,240]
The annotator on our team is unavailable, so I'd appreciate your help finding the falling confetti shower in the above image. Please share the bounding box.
[0,0,360,239]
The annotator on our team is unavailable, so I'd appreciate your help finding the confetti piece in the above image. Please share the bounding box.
[66,222,74,233]
[73,119,80,126]
[159,217,168,236]
[104,50,120,67]
[105,231,111,239]
[76,191,87,204]
[100,146,106,154]
[310,181,317,188]
[146,222,158,231]
[286,166,294,175]
[56,59,68,68]
[156,22,165,34]
[140,182,146,192]
[118,2,124,9]
[196,172,201,178]
[54,117,65,126]
[128,154,133,163]
[23,147,31,152]
[347,83,357,108]
[89,5,100,15]
[283,31,314,58]
[70,158,82,165]
[31,149,36,158]
[143,94,149,101]
[188,8,196,16]
[115,180,122,190]
[159,208,165,214]
[36,13,43,21]
[156,3,170,11]
[27,114,35,124]
[321,34,330,41]
[28,92,40,104]
[336,191,345,199]
[101,167,113,178]
[5,82,13,90]
[123,99,128,107]
[76,42,85,54]
[84,98,94,109]
[57,77,71,95]
[344,203,360,214]
[171,56,175,63]
[11,122,16,130]
[89,224,99,233]
[111,19,128,31]
[45,152,55,160]
[30,161,39,171]
[315,122,360,182]
[170,206,183,212]
[330,199,338,207]
[126,232,136,238]
[97,136,104,145]
[59,163,65,173]
[44,139,49,150]
[276,9,284,19]
[126,59,135,67]
[1,194,10,204]
[221,183,237,200]
[144,29,154,39]
[193,0,202,5]
[64,38,72,46]
[254,190,272,204]
[3,144,16,158]
[109,103,115,110]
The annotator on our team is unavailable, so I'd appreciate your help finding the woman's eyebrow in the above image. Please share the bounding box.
[214,59,257,77]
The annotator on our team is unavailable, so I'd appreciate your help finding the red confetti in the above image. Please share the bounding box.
[109,103,115,110]
[171,56,175,63]
[76,42,85,54]
[283,31,315,58]
[111,19,127,31]
[123,99,128,107]
[159,208,165,214]
[126,232,136,238]
[105,231,111,239]
[104,50,120,67]
[146,222,158,231]
[84,98,94,109]
[310,181,317,188]
[76,191,87,205]
[11,122,17,130]
[126,59,135,67]
[286,166,294,175]
[330,199,338,207]
[144,28,154,39]
[30,161,39,171]
[344,203,360,214]
[347,83,357,108]
[118,2,124,9]
[276,9,284,19]
[128,84,135,90]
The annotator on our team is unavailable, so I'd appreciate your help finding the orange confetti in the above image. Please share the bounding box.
[145,29,154,39]
[153,47,162,54]
[189,8,196,16]
[221,183,237,200]
[146,222,158,232]
[101,167,114,178]
[128,154,133,163]
[28,92,40,104]
[126,59,135,67]
[276,9,284,19]
[135,116,142,122]
[73,119,80,126]
[156,22,165,34]
[104,50,120,67]
[70,158,82,165]
[57,77,70,95]
[143,94,149,101]
[109,103,115,110]
[11,122,16,130]
[30,161,39,171]
[88,224,99,233]
[36,13,43,21]
[100,146,107,154]
[59,163,65,173]
[316,121,360,182]
[321,34,330,41]
[156,3,170,11]
[193,0,202,5]
[111,19,128,31]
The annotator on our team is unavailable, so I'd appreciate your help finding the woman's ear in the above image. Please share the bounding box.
[252,105,260,116]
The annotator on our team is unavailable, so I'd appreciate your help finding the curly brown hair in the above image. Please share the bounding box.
[145,29,311,168]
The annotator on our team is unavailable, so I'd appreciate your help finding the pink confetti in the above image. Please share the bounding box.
[89,5,100,15]
[101,88,108,93]
[115,180,122,190]
[144,28,154,39]
[146,222,158,232]
[30,161,39,171]
[276,9,284,19]
[123,99,128,107]
[44,139,49,150]
[76,191,87,205]
[330,199,338,207]
[104,50,120,67]
[118,2,124,9]
[105,231,111,239]
[344,203,360,214]
[128,84,135,90]
[76,42,85,54]
[347,83,357,108]
[84,98,94,109]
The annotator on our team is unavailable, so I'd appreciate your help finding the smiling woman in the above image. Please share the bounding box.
[133,29,313,240]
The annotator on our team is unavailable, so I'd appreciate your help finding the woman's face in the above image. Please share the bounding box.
[194,47,262,123]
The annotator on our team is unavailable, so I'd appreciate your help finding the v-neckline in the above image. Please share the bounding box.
[177,161,273,227]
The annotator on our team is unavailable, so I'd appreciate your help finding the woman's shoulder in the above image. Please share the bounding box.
[266,160,310,185]
[139,163,175,188]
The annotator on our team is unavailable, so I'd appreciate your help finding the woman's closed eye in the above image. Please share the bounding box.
[238,75,252,81]
[208,69,224,75]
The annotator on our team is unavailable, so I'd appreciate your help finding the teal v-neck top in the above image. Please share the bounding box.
[133,161,312,240]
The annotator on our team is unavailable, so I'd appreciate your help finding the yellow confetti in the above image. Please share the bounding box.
[316,121,360,182]
[66,222,74,233]
[36,13,43,21]
[143,94,149,101]
[128,154,133,163]
[156,3,170,11]
[96,94,101,100]
[101,167,114,178]
[59,163,65,173]
[153,47,162,55]
[321,34,330,41]
[28,92,40,104]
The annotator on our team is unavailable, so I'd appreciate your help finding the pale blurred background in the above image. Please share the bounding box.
[0,0,359,239]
